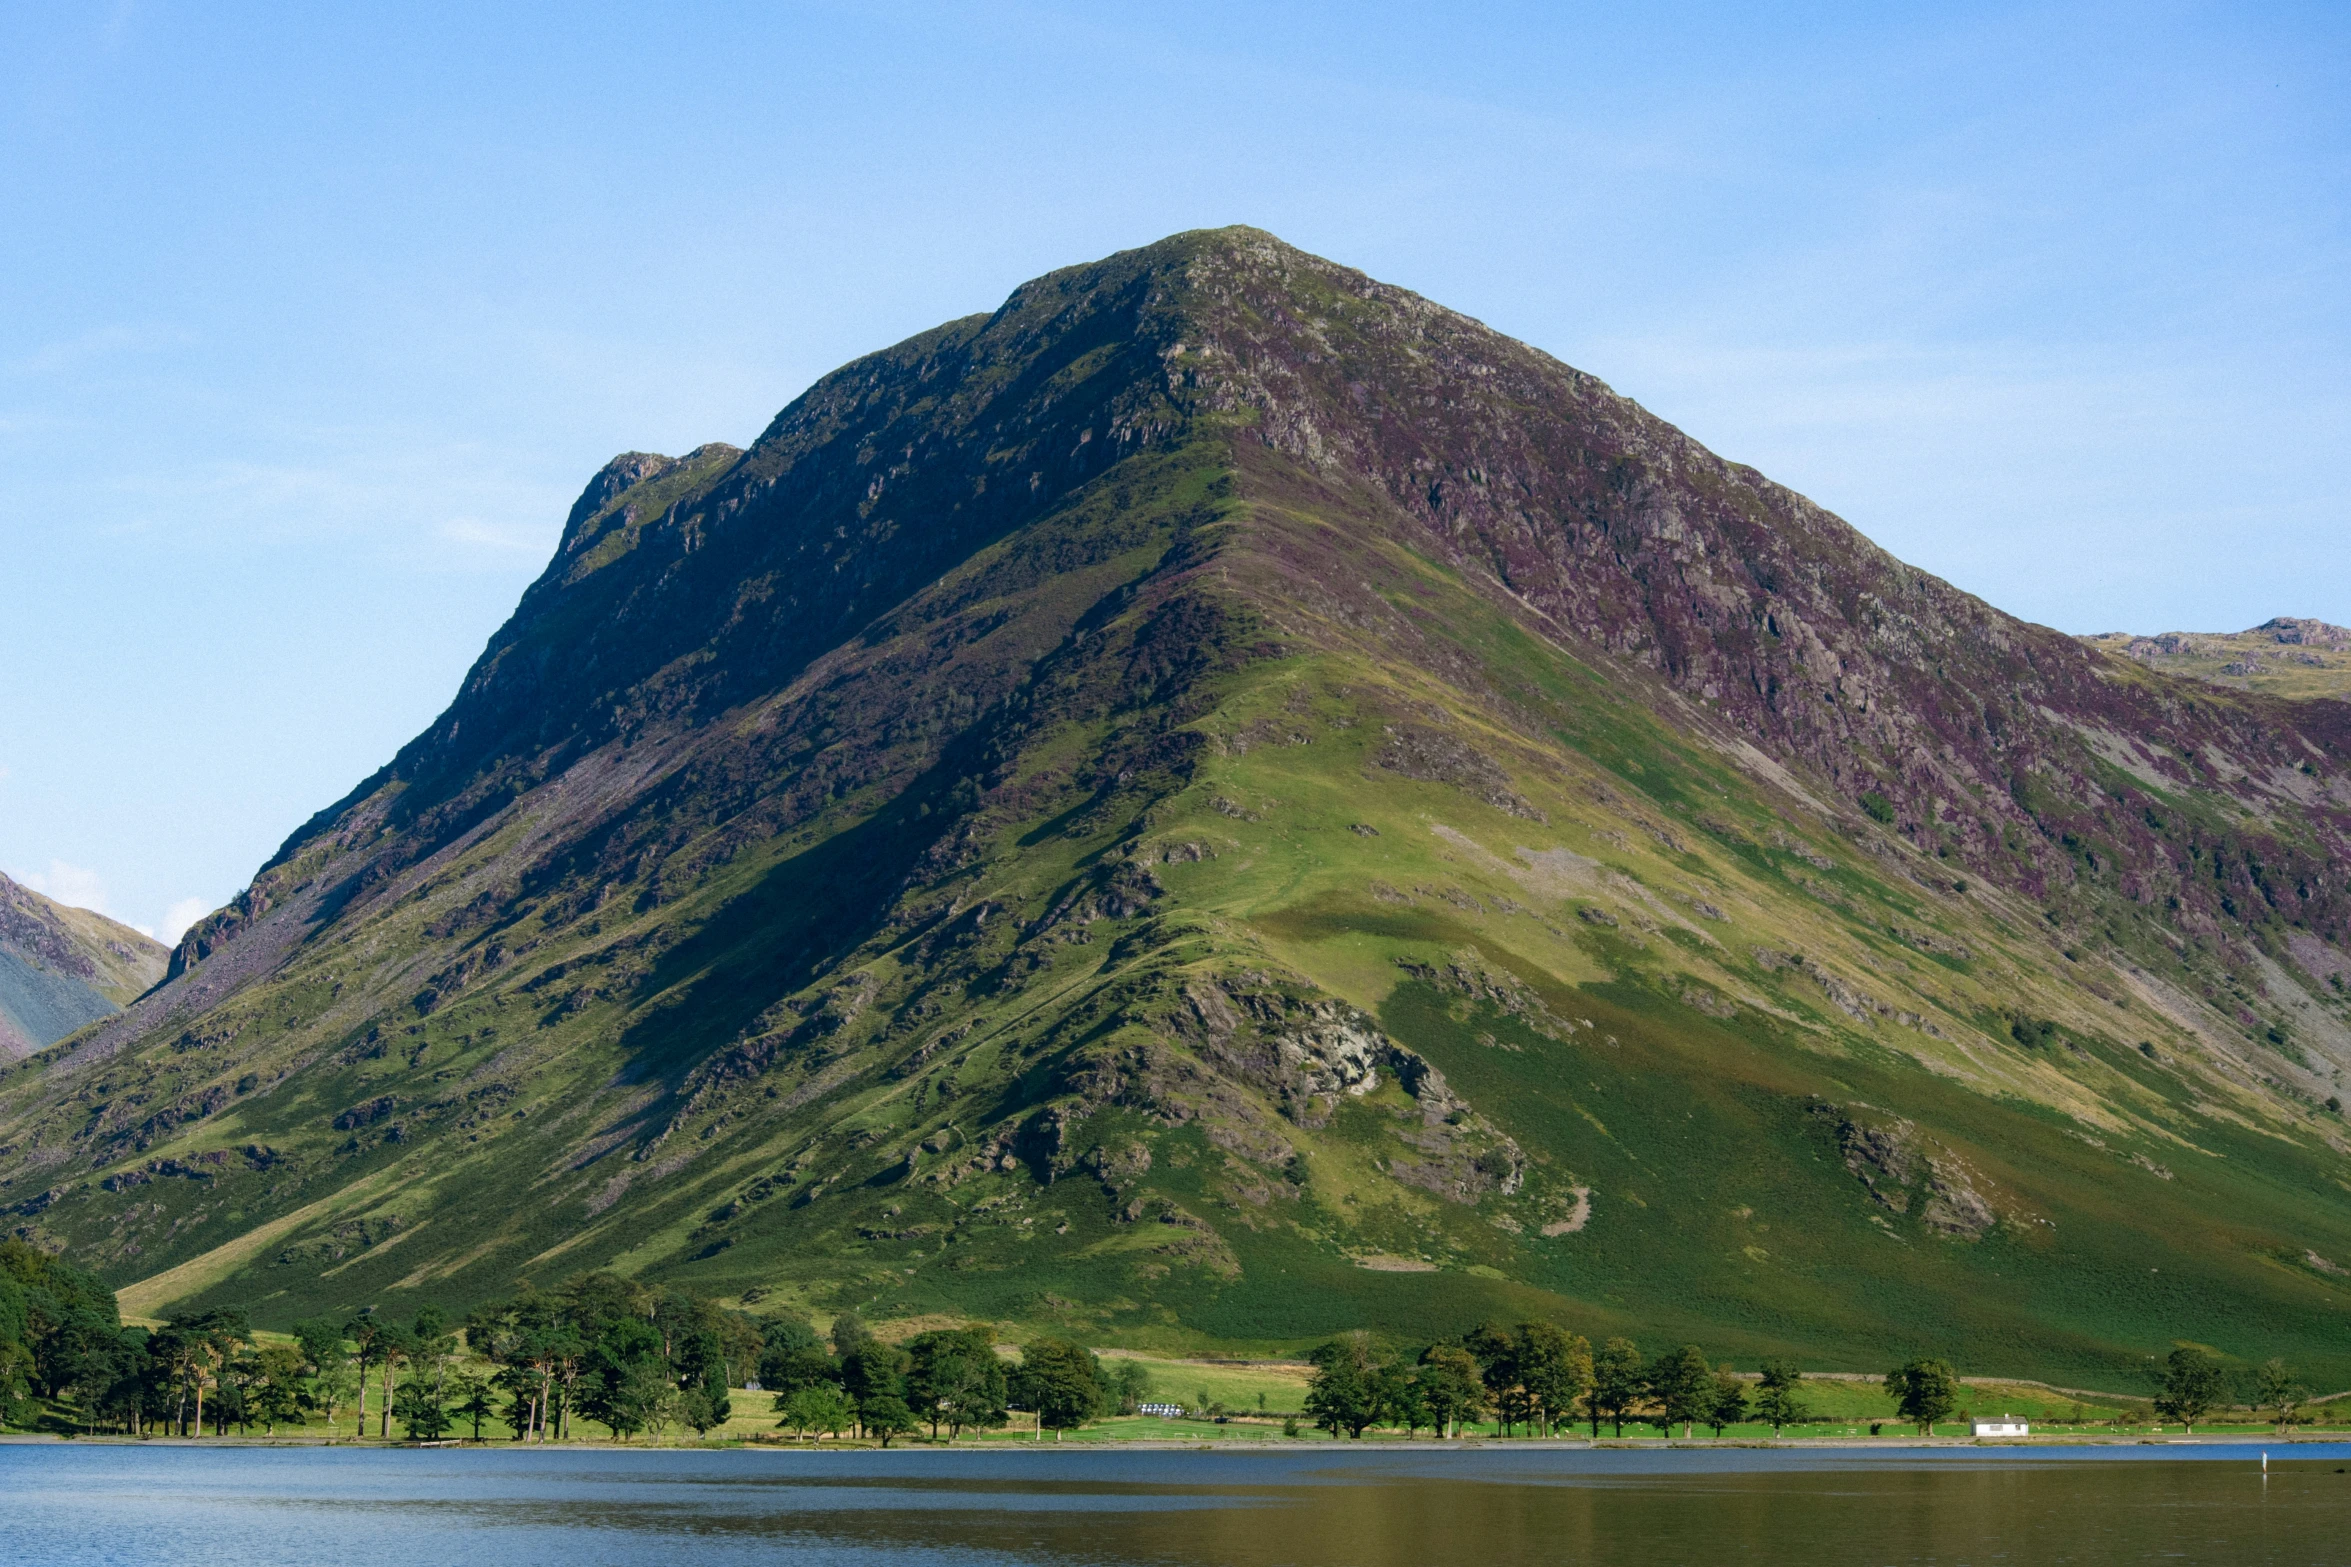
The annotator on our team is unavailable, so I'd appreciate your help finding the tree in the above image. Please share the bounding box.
[1303,1333,1384,1439]
[1752,1358,1810,1437]
[1415,1345,1491,1438]
[1010,1338,1105,1437]
[780,1381,856,1442]
[2153,1347,2225,1433]
[249,1342,311,1435]
[372,1322,415,1439]
[449,1371,498,1441]
[1103,1357,1154,1417]
[830,1310,873,1361]
[1649,1345,1712,1439]
[584,1314,668,1439]
[344,1309,386,1439]
[859,1392,919,1446]
[757,1315,838,1399]
[294,1316,357,1436]
[1704,1365,1747,1438]
[906,1326,1009,1438]
[1883,1358,1961,1435]
[1375,1361,1427,1437]
[2256,1359,2308,1434]
[1515,1323,1594,1438]
[1589,1338,1644,1438]
[1464,1322,1527,1436]
[393,1374,453,1440]
[305,1362,359,1437]
[675,1328,733,1431]
[159,1308,250,1436]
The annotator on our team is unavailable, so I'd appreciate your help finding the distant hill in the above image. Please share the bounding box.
[0,873,168,1059]
[2083,618,2351,701]
[7,229,2351,1391]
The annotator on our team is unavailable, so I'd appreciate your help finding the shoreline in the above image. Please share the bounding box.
[8,1432,2344,1452]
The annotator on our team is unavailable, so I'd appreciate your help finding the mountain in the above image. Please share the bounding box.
[0,873,168,1060]
[2082,619,2351,702]
[7,229,2351,1386]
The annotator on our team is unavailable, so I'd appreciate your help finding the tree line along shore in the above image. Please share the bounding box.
[4,1243,2340,1444]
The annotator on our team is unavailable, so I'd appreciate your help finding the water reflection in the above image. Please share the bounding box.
[4,1444,2345,1566]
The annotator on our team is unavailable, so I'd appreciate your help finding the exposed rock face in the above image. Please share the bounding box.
[1825,1108,2000,1240]
[2257,618,2351,648]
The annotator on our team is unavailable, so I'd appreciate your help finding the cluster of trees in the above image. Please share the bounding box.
[1304,1336,2330,1441]
[754,1312,1152,1444]
[458,1275,759,1441]
[2152,1346,2315,1435]
[0,1240,134,1431]
[1302,1325,1814,1440]
[1,1269,765,1441]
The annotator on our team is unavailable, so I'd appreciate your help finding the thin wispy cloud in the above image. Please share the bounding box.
[2,323,193,378]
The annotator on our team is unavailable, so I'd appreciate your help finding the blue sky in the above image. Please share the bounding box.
[2,1,2345,941]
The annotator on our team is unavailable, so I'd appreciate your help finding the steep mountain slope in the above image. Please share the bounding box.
[2083,619,2351,702]
[7,230,2351,1386]
[0,873,168,1059]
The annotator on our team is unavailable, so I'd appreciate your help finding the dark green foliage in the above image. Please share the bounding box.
[1304,1332,1385,1439]
[2254,1358,2308,1432]
[1010,1337,1105,1432]
[905,1324,1009,1437]
[1415,1344,1490,1437]
[857,1391,918,1446]
[1466,1320,1590,1437]
[1752,1358,1811,1434]
[2154,1346,2226,1431]
[1859,792,1896,825]
[1590,1338,1645,1438]
[466,1275,745,1442]
[1648,1343,1713,1437]
[1883,1357,1961,1433]
[1705,1364,1748,1437]
[1102,1356,1153,1416]
[392,1373,452,1439]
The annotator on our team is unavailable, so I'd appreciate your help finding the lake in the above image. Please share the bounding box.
[5,1441,2347,1565]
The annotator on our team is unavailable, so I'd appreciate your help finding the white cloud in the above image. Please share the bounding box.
[439,516,550,555]
[22,859,111,915]
[3,323,192,378]
[160,898,213,944]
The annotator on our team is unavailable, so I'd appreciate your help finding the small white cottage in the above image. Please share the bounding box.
[1971,1415,2030,1437]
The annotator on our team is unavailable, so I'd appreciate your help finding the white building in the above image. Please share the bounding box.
[1971,1416,2029,1437]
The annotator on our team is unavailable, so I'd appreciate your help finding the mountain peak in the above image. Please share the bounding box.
[9,233,2351,1384]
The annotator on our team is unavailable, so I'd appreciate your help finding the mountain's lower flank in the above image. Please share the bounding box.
[7,229,2351,1386]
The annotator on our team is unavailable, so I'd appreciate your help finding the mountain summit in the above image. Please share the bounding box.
[8,229,2351,1382]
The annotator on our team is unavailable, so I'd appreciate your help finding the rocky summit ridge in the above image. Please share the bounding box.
[2083,620,2351,702]
[6,229,2351,1384]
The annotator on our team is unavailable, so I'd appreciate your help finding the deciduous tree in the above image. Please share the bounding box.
[1752,1358,1810,1437]
[1883,1358,1961,1435]
[1011,1338,1105,1437]
[2153,1348,2224,1433]
[1589,1338,1644,1438]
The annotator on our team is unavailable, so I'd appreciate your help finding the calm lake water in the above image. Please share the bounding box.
[5,1441,2348,1566]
